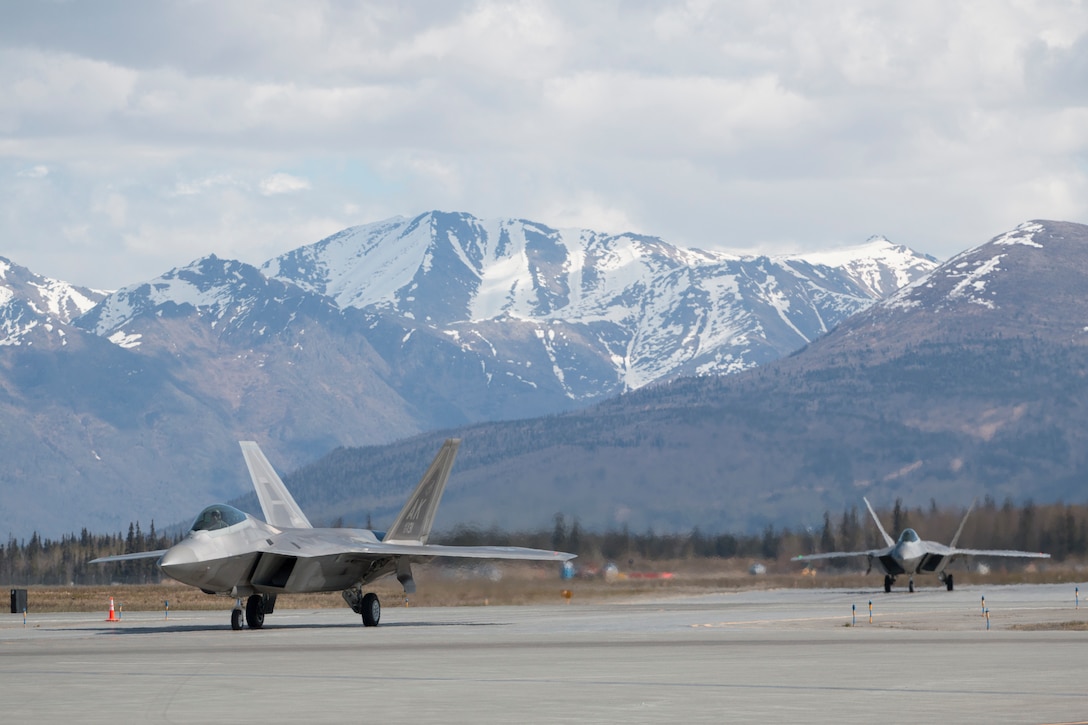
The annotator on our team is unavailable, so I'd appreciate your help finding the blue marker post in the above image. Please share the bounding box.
[164,600,169,620]
[985,608,990,630]
[868,600,873,624]
[23,608,27,628]
[1076,587,1079,610]
[981,595,986,616]
[852,603,856,626]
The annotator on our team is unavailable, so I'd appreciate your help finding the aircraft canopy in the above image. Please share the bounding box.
[191,504,247,532]
[897,528,920,544]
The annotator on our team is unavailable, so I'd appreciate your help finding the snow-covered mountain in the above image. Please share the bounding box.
[261,212,937,395]
[796,220,1088,369]
[0,212,937,537]
[0,257,106,347]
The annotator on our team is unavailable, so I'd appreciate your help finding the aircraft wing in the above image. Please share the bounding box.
[950,548,1050,559]
[919,544,1048,574]
[90,550,169,564]
[349,543,575,561]
[792,549,884,562]
[261,534,575,562]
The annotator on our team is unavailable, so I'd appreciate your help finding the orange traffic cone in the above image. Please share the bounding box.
[106,596,118,622]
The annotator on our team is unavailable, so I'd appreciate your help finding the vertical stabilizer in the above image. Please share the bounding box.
[863,497,896,547]
[240,441,313,529]
[948,498,977,549]
[383,439,460,544]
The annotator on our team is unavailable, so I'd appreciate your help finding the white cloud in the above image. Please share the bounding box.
[18,164,48,178]
[0,1,1086,288]
[171,172,239,197]
[259,173,311,196]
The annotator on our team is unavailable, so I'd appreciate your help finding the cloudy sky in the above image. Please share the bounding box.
[2,1,1087,289]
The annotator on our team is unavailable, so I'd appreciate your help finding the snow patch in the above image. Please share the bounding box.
[993,221,1045,248]
[108,330,143,348]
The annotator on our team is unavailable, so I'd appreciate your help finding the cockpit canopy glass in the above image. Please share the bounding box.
[897,528,920,543]
[191,504,247,532]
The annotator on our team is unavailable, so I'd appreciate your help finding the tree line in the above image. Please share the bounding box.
[2,522,179,586]
[3,497,1085,586]
[485,497,1086,565]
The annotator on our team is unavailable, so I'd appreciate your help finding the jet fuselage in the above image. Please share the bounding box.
[160,506,388,597]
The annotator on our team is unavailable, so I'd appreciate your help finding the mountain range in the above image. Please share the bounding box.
[256,220,1088,537]
[3,211,936,537]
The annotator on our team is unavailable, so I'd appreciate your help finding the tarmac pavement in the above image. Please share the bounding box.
[1,583,1086,724]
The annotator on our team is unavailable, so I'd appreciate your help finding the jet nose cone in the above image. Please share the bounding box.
[160,543,198,569]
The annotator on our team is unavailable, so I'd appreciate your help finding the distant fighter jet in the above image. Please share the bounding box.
[792,497,1049,592]
[93,439,575,629]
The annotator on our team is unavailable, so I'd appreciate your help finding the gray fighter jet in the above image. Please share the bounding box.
[792,497,1049,593]
[92,438,575,629]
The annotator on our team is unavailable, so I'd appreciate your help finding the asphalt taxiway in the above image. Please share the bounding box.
[2,583,1086,724]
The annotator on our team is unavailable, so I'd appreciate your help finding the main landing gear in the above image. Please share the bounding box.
[343,588,381,627]
[883,575,917,593]
[941,573,954,591]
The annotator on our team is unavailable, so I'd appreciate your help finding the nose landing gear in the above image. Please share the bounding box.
[229,594,276,630]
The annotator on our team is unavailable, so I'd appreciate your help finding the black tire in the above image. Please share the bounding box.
[231,608,243,630]
[361,592,380,627]
[946,574,954,591]
[246,594,265,629]
[908,579,915,593]
[884,575,893,593]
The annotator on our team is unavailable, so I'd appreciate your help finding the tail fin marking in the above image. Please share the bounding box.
[383,438,460,544]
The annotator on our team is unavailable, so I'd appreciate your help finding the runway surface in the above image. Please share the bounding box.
[2,583,1086,724]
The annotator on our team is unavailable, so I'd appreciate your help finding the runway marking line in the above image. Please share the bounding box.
[5,665,1088,702]
[693,614,876,627]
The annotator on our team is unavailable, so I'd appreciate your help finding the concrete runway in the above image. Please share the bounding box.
[2,583,1087,724]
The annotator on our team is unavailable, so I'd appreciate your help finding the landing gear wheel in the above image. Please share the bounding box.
[884,575,893,593]
[946,574,954,592]
[908,579,915,593]
[231,608,243,630]
[246,594,265,629]
[361,592,381,627]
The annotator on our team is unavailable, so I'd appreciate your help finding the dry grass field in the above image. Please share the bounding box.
[8,557,1086,614]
